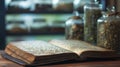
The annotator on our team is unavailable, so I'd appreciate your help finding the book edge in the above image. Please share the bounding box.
[5,44,35,64]
[79,50,119,58]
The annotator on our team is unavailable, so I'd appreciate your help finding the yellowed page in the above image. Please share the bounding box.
[5,40,75,64]
[9,40,72,56]
[49,39,113,55]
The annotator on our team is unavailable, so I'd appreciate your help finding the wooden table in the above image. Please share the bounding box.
[0,51,120,67]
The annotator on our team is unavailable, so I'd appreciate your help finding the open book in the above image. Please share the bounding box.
[3,39,119,66]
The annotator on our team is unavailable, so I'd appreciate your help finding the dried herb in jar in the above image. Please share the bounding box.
[84,0,102,44]
[65,16,84,40]
[97,12,120,52]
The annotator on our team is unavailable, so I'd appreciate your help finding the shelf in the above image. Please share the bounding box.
[6,32,64,36]
[6,11,74,14]
[6,10,84,14]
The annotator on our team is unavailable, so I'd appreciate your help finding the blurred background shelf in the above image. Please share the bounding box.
[6,35,65,44]
[6,11,74,14]
[6,32,64,36]
[1,0,111,49]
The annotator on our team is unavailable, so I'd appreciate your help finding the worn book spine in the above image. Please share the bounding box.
[5,44,35,64]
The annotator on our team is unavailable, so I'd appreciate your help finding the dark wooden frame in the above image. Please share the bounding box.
[0,0,6,50]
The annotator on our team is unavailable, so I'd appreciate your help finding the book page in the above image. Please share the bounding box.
[5,40,78,65]
[49,39,113,55]
[9,40,73,56]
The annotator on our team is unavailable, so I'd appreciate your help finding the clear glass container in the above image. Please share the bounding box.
[7,0,32,11]
[97,12,120,52]
[50,20,65,33]
[34,0,53,11]
[84,0,102,44]
[31,19,48,33]
[65,11,84,40]
[52,0,73,11]
[6,20,28,33]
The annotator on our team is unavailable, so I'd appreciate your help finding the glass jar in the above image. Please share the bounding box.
[97,12,120,52]
[34,0,53,11]
[50,20,65,33]
[65,12,84,40]
[84,0,102,44]
[31,19,48,33]
[7,0,32,12]
[6,20,28,33]
[52,0,73,11]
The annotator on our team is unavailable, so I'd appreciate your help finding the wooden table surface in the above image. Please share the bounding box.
[0,51,120,67]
